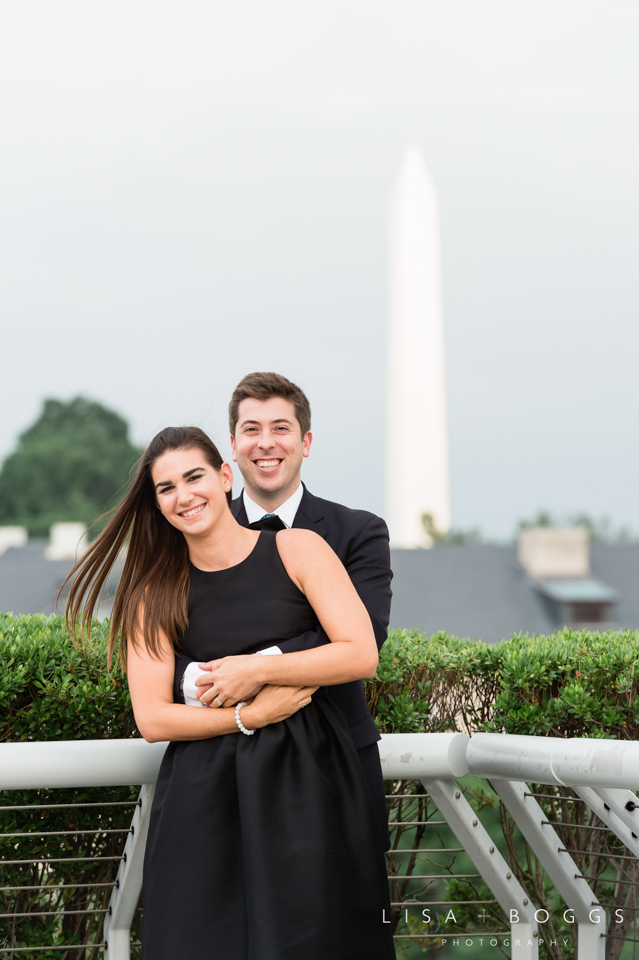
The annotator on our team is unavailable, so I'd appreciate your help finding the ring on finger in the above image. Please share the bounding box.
[216,698,224,708]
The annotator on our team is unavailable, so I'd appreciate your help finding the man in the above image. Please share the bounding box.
[174,371,392,846]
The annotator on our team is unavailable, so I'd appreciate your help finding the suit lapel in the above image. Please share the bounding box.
[293,484,328,540]
[234,484,326,537]
[233,493,249,527]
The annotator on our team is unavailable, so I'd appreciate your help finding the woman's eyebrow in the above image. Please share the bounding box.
[155,467,206,489]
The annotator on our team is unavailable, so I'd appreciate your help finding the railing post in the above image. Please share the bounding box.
[573,786,639,859]
[104,783,155,960]
[422,778,539,960]
[490,779,605,960]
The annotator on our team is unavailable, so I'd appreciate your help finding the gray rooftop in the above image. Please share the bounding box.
[2,541,638,643]
[390,542,639,642]
[0,542,73,616]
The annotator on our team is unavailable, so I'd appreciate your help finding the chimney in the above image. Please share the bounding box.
[0,526,28,557]
[517,527,590,579]
[44,523,89,561]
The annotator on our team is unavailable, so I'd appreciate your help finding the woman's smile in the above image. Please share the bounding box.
[178,503,206,519]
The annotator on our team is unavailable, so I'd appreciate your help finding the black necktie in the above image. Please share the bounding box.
[247,513,286,532]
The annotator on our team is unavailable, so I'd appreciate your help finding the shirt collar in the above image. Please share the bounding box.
[242,483,304,529]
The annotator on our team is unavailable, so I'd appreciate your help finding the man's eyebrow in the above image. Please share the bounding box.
[155,466,206,489]
[239,418,293,427]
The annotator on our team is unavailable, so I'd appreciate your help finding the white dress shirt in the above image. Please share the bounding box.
[241,484,304,529]
[181,484,304,706]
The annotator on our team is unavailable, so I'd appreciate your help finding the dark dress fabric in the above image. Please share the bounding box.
[172,484,393,851]
[142,531,394,960]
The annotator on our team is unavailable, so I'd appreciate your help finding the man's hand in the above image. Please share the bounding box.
[195,654,265,707]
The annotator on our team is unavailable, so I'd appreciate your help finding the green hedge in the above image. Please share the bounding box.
[3,616,638,744]
[368,627,639,739]
[2,614,639,959]
[0,615,134,743]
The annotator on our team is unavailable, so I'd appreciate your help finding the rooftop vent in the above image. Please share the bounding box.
[535,577,618,627]
[518,526,617,628]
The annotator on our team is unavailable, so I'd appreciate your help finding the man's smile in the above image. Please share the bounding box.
[254,459,282,470]
[178,503,206,519]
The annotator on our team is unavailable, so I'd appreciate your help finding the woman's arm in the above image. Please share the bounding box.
[198,530,379,707]
[127,623,317,742]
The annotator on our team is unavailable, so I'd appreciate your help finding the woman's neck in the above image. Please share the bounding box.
[185,511,259,572]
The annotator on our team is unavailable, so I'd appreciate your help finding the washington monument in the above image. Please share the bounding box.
[385,145,451,548]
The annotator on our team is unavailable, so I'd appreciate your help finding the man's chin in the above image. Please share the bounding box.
[250,472,289,494]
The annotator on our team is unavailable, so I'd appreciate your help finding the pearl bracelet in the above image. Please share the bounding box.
[235,701,255,736]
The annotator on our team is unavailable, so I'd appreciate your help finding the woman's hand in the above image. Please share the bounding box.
[197,654,266,707]
[240,684,318,730]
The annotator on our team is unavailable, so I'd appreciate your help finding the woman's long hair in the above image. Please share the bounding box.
[63,426,232,670]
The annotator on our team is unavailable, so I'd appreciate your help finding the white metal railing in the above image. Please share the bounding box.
[1,733,638,959]
[466,734,639,960]
[0,740,165,958]
[380,733,537,957]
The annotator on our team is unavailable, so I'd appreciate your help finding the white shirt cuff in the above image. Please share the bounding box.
[181,661,206,707]
[180,649,282,705]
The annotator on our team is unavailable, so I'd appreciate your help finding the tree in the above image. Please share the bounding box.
[0,397,141,537]
[421,512,484,546]
[516,510,635,543]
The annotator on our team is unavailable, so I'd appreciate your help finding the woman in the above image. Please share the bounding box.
[65,426,394,960]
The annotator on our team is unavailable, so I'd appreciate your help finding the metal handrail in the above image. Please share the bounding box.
[2,731,639,960]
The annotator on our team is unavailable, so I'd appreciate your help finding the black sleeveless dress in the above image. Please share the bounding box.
[141,531,394,960]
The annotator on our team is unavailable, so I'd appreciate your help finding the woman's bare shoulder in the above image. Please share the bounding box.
[275,527,326,547]
[275,528,334,561]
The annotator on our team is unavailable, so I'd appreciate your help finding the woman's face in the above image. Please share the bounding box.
[151,446,233,538]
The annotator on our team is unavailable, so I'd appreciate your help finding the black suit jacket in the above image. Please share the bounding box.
[173,484,393,750]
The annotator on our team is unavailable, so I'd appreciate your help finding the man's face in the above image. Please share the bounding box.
[231,397,312,503]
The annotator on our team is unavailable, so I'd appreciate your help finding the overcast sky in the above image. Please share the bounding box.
[1,1,638,538]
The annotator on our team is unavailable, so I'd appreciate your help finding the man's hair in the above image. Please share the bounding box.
[229,372,311,437]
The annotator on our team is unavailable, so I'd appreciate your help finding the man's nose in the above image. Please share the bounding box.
[258,432,276,450]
